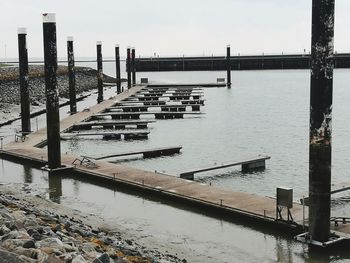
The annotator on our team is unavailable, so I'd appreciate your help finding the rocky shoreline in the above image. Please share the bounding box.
[0,184,186,263]
[0,65,116,124]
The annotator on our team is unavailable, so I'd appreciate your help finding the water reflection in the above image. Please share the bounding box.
[23,166,33,183]
[48,172,62,203]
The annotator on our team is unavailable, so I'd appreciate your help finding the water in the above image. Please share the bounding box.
[1,68,350,262]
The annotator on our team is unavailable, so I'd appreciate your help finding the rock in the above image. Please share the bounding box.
[24,218,39,228]
[0,225,11,235]
[1,230,30,241]
[97,252,110,263]
[36,237,65,252]
[72,254,87,263]
[12,210,27,226]
[0,248,29,263]
[22,239,35,249]
[1,239,27,251]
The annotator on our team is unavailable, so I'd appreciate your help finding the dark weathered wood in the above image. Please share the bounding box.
[72,120,155,130]
[18,28,31,133]
[96,41,103,103]
[180,156,271,180]
[61,131,149,140]
[43,13,61,169]
[94,146,182,160]
[309,0,335,243]
[67,36,77,114]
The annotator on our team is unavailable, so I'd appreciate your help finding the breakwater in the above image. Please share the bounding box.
[135,53,350,72]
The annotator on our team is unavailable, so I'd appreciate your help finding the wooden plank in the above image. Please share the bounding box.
[93,111,203,117]
[115,99,205,106]
[61,131,150,137]
[93,146,182,160]
[180,156,271,180]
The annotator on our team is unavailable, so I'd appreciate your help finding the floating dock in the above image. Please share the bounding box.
[2,84,350,239]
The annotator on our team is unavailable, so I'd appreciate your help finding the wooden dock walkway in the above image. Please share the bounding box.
[61,131,150,140]
[72,120,155,130]
[92,111,204,120]
[179,156,271,180]
[2,83,350,238]
[115,99,205,106]
[93,146,182,160]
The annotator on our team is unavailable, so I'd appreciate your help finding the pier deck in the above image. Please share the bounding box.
[93,146,182,160]
[2,84,350,238]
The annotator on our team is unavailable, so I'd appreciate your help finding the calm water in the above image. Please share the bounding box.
[1,67,350,262]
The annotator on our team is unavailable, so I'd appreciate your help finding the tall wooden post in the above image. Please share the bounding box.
[17,27,31,133]
[43,13,61,169]
[67,36,77,114]
[115,44,121,94]
[127,47,131,89]
[309,0,335,243]
[132,47,136,85]
[96,41,103,103]
[226,45,231,88]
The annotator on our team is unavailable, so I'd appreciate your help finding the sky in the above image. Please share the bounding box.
[1,0,350,59]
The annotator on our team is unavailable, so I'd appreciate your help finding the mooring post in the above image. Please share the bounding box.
[96,41,103,103]
[67,36,77,114]
[43,13,61,169]
[309,0,335,243]
[127,47,131,89]
[18,27,31,134]
[226,45,231,88]
[115,44,121,94]
[132,47,136,85]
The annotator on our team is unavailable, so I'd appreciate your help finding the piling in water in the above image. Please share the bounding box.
[97,41,103,103]
[67,36,77,114]
[17,27,31,133]
[227,45,231,88]
[127,47,131,89]
[309,0,335,243]
[42,13,61,169]
[132,48,136,85]
[115,44,121,94]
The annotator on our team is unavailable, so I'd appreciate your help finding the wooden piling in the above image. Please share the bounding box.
[42,13,61,169]
[115,44,121,94]
[227,45,231,88]
[309,0,335,243]
[96,41,103,103]
[132,48,136,85]
[17,27,31,133]
[127,47,131,89]
[67,36,77,114]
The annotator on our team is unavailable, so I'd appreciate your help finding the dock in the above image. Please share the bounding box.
[92,111,203,120]
[61,131,150,140]
[3,83,350,238]
[106,104,201,112]
[72,120,155,130]
[93,146,182,160]
[179,156,271,180]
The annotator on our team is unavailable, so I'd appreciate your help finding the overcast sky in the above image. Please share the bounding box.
[1,0,350,59]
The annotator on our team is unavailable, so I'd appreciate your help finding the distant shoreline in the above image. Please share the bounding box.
[0,65,122,126]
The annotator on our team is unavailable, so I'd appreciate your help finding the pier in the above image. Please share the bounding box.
[134,53,350,72]
[93,146,182,160]
[2,83,348,239]
[179,156,271,180]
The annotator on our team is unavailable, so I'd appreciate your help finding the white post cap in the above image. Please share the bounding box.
[18,27,27,34]
[115,44,119,47]
[96,41,102,45]
[67,36,74,41]
[43,13,56,23]
[227,44,231,47]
